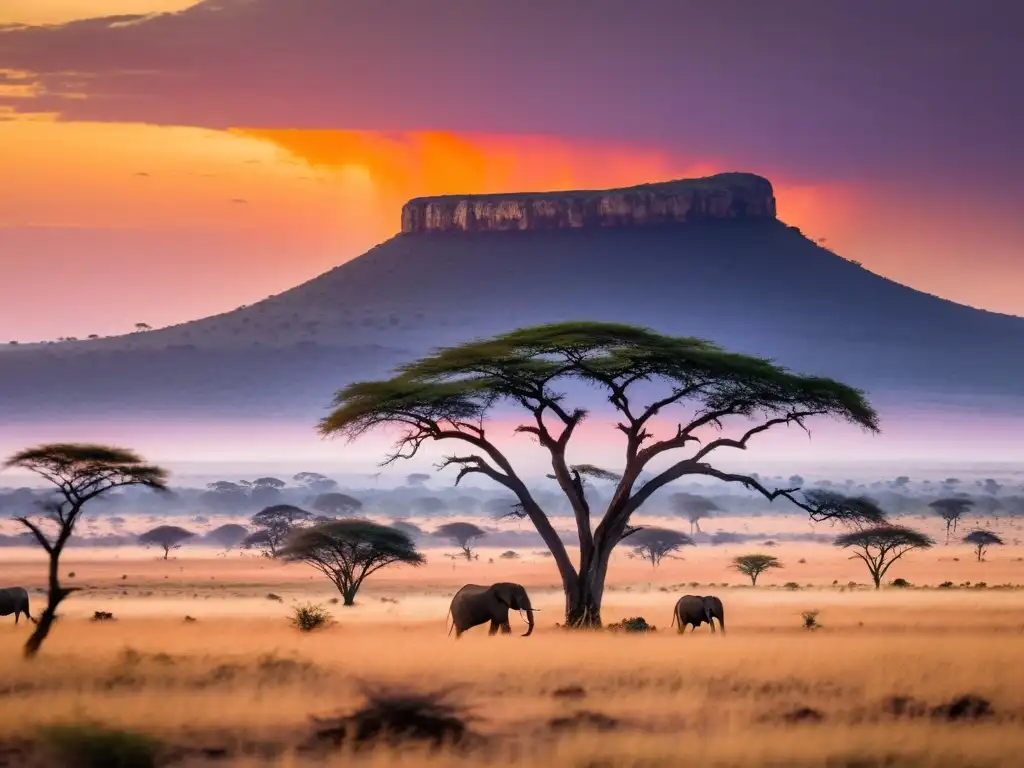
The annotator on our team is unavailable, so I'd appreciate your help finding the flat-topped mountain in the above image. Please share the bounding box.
[1,173,1022,424]
[401,172,777,233]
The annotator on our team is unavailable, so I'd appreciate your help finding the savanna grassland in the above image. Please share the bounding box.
[0,515,1022,767]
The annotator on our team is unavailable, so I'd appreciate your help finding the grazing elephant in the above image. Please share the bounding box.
[447,582,536,638]
[0,587,36,625]
[671,594,725,634]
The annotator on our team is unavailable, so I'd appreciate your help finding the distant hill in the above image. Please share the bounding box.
[1,173,1022,424]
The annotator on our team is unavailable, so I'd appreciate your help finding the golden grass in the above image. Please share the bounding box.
[0,541,1021,765]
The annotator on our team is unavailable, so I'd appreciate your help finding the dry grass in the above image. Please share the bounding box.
[0,541,1021,765]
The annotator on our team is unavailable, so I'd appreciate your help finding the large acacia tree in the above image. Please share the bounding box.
[3,444,168,657]
[319,322,879,627]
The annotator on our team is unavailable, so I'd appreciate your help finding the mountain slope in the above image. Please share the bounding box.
[1,179,1021,424]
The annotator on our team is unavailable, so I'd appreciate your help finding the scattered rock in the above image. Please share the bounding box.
[184,616,197,623]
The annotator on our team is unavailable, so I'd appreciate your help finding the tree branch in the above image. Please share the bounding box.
[14,517,53,554]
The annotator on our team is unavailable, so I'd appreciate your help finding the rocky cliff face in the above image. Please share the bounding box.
[401,172,776,234]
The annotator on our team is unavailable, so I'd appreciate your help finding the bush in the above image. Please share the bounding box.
[784,582,801,590]
[306,686,472,750]
[608,616,656,633]
[938,581,955,589]
[801,610,820,631]
[290,603,334,632]
[499,550,520,560]
[36,722,163,768]
[889,578,912,588]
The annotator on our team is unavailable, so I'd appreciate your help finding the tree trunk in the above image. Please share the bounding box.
[563,548,610,629]
[343,590,356,606]
[24,549,72,659]
[871,571,881,589]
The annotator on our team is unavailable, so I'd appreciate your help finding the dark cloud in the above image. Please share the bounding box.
[1,0,1022,184]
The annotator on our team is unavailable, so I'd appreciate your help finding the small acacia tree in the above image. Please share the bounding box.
[963,529,1003,562]
[629,526,694,567]
[834,525,934,589]
[278,519,425,605]
[731,553,783,586]
[204,523,250,550]
[319,322,879,627]
[669,492,719,534]
[434,521,486,561]
[929,498,974,542]
[3,444,168,657]
[242,504,312,557]
[138,525,195,559]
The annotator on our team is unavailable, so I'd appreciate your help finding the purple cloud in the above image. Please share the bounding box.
[0,0,1021,188]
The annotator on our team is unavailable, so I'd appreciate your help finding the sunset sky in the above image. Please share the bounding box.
[1,0,1022,341]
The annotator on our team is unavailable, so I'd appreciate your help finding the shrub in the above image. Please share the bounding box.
[889,578,912,588]
[801,610,820,631]
[784,582,801,590]
[91,611,115,621]
[608,617,656,633]
[290,603,334,632]
[306,686,472,750]
[938,581,955,589]
[499,550,520,560]
[36,722,163,768]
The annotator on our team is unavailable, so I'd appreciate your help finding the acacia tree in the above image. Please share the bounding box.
[834,525,934,589]
[668,492,719,534]
[929,498,974,542]
[731,553,783,585]
[434,521,486,561]
[3,444,168,657]
[319,322,879,627]
[138,525,195,559]
[963,529,1003,562]
[204,523,250,550]
[242,504,312,557]
[278,520,425,605]
[629,526,694,567]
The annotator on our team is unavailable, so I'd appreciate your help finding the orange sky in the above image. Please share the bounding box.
[0,117,1021,340]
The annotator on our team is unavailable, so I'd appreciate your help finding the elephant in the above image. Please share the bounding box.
[447,582,536,637]
[0,587,36,625]
[671,594,725,634]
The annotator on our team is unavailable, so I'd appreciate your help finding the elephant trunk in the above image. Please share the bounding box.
[520,595,535,637]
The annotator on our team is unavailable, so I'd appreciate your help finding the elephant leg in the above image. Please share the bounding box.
[14,612,18,626]
[500,622,511,634]
[488,620,500,635]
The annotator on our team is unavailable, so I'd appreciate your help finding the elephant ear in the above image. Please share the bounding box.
[493,584,514,608]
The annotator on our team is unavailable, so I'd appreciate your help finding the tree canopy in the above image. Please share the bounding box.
[278,519,425,605]
[434,521,486,561]
[731,553,784,585]
[242,504,312,557]
[835,525,934,589]
[312,492,363,517]
[138,525,195,559]
[668,492,719,533]
[204,523,250,550]
[963,529,1003,562]
[318,321,879,627]
[929,498,974,541]
[628,526,694,567]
